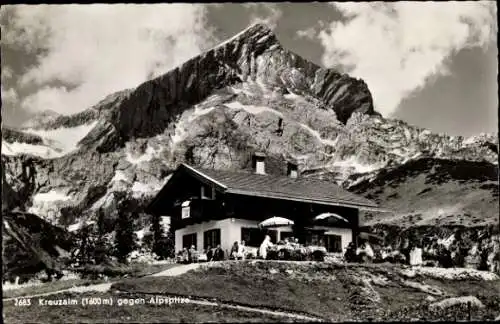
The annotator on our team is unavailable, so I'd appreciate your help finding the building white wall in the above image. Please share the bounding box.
[175,218,260,255]
[175,219,353,256]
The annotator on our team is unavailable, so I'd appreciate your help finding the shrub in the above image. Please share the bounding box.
[311,250,326,262]
[114,211,138,263]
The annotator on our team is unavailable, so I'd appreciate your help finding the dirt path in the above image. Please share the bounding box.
[150,262,202,277]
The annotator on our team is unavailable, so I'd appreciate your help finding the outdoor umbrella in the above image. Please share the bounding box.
[314,212,349,223]
[259,217,294,228]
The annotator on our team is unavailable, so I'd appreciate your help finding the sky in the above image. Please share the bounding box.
[1,2,497,137]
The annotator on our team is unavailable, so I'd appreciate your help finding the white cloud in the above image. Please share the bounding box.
[2,4,215,115]
[1,66,14,81]
[244,4,283,30]
[319,1,497,116]
[296,27,317,40]
[2,87,18,105]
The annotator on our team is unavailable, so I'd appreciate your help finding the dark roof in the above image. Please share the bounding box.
[181,164,382,211]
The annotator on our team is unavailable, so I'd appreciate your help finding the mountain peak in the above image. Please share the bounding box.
[240,22,275,35]
[213,22,279,52]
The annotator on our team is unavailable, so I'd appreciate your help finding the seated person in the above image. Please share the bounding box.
[176,250,183,263]
[198,250,208,262]
[231,241,245,260]
[181,248,189,264]
[344,242,358,263]
[356,240,374,263]
[206,246,214,261]
[212,245,224,261]
[189,245,198,263]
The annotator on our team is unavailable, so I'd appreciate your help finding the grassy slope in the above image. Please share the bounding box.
[113,261,500,322]
[3,292,290,324]
[2,263,178,299]
[349,158,499,227]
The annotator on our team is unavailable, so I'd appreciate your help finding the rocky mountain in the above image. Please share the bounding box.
[2,23,498,236]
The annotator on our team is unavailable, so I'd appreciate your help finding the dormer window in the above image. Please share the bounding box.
[252,152,266,175]
[200,184,215,199]
[287,161,299,178]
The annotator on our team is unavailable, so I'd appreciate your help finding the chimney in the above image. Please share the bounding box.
[252,152,266,175]
[287,161,299,178]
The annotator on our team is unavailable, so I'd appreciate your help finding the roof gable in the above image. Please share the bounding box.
[178,163,381,210]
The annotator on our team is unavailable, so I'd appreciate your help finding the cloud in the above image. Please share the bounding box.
[2,87,18,105]
[244,3,283,30]
[1,4,216,115]
[318,1,497,116]
[296,27,317,40]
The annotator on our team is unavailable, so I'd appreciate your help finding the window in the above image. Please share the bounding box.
[241,228,263,247]
[200,184,214,199]
[204,229,221,250]
[181,201,190,219]
[324,234,342,253]
[256,161,265,174]
[182,233,197,249]
[306,232,322,246]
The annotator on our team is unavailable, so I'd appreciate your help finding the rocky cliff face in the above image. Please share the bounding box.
[1,23,498,236]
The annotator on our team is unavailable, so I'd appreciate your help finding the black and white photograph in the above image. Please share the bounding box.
[1,2,499,322]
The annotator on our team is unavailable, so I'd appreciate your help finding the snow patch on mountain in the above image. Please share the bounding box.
[20,121,99,158]
[68,220,96,233]
[401,152,423,164]
[332,157,381,174]
[111,170,130,183]
[126,145,163,165]
[131,176,171,198]
[2,141,61,158]
[90,193,114,210]
[131,181,163,198]
[27,190,72,222]
[33,190,72,203]
[171,106,216,145]
[284,92,303,101]
[297,122,338,147]
[225,101,284,116]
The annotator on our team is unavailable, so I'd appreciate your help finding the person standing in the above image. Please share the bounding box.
[238,240,247,260]
[259,235,274,260]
